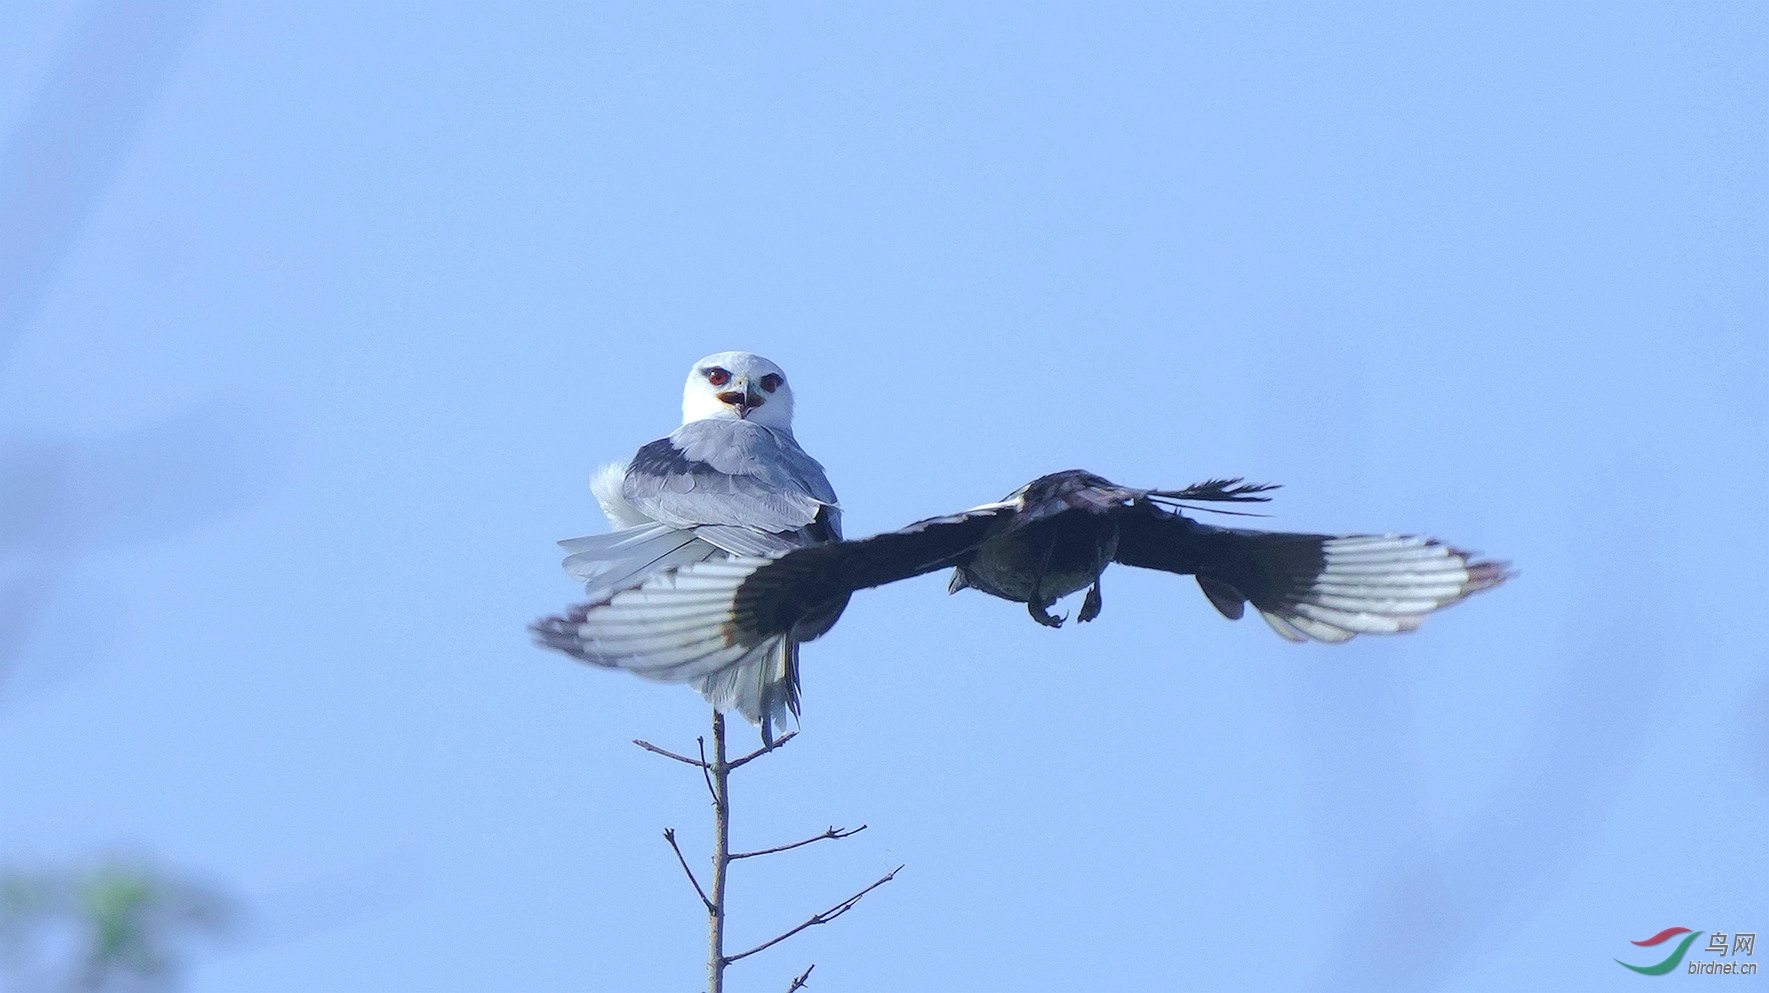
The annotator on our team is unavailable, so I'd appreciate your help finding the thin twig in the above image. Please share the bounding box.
[697,736,718,804]
[633,739,707,768]
[730,826,867,860]
[786,963,815,992]
[724,865,903,965]
[728,731,798,770]
[661,829,714,914]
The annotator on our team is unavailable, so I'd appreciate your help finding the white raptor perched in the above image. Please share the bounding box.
[538,351,840,741]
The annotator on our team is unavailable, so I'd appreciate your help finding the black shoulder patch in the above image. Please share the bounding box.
[628,438,699,478]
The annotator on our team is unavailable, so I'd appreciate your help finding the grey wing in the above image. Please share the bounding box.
[558,523,725,602]
[558,519,806,602]
[622,420,841,538]
[556,423,833,602]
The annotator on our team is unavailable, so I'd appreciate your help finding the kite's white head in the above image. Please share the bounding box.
[681,351,796,431]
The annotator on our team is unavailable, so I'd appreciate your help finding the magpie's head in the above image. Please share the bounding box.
[682,351,794,430]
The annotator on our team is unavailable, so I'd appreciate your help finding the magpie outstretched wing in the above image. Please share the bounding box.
[1113,501,1512,642]
[532,503,1015,680]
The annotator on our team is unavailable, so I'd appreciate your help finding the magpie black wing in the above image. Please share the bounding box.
[530,504,1014,681]
[1113,501,1512,643]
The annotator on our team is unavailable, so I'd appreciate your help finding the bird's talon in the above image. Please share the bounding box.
[1078,582,1102,623]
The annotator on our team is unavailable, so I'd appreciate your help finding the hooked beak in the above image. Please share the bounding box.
[716,388,766,418]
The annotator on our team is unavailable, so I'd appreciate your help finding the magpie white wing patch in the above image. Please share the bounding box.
[532,556,772,681]
[1253,534,1509,643]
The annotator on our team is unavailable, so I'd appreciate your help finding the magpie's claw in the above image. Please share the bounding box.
[1078,580,1103,623]
[1029,599,1065,628]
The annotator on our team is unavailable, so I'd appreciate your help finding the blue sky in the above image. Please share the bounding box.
[1,2,1764,990]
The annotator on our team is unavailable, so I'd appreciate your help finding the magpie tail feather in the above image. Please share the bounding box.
[1147,478,1280,505]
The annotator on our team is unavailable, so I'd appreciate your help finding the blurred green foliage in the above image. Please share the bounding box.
[0,861,230,992]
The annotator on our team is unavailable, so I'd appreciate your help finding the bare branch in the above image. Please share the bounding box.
[633,739,707,768]
[725,866,903,965]
[786,963,815,992]
[708,715,729,993]
[728,731,798,770]
[661,828,714,914]
[730,825,867,861]
[697,736,718,804]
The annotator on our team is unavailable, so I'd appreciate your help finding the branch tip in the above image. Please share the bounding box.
[660,827,715,914]
[730,730,799,769]
[725,865,902,964]
[730,824,867,861]
[633,739,708,768]
[696,736,718,803]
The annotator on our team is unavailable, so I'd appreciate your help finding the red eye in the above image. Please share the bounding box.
[760,373,783,393]
[705,368,730,387]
